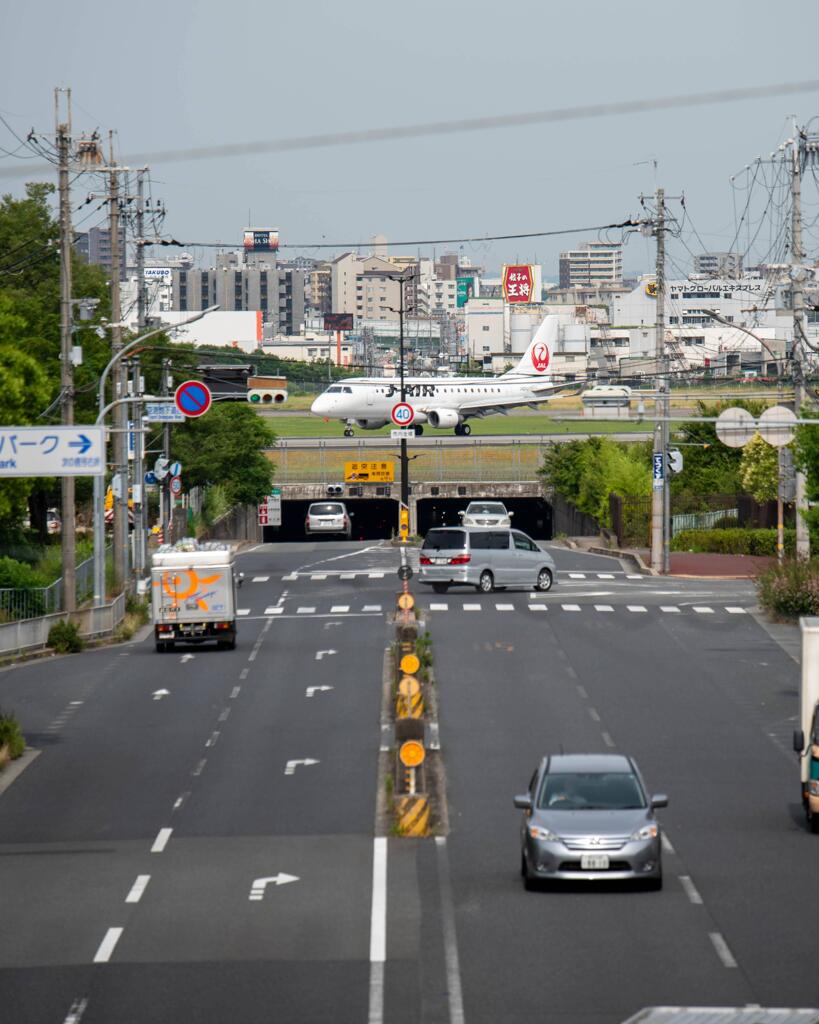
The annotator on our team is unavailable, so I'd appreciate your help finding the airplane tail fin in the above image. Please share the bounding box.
[504,314,560,376]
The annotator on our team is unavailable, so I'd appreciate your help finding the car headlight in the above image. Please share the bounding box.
[528,824,559,841]
[808,780,819,797]
[629,824,659,841]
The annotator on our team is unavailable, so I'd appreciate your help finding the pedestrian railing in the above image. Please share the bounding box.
[0,549,109,622]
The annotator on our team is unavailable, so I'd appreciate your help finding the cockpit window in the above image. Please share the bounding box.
[326,386,342,393]
[342,386,353,393]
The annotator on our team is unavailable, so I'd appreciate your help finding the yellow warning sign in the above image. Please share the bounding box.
[397,593,415,611]
[400,653,420,675]
[398,675,420,698]
[399,739,426,768]
[344,461,394,484]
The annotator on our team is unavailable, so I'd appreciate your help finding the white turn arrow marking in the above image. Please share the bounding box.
[284,758,319,775]
[180,654,195,663]
[315,649,337,661]
[305,685,334,698]
[248,873,300,900]
[152,689,170,701]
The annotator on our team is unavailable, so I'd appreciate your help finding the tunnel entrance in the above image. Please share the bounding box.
[416,496,552,539]
[263,498,399,542]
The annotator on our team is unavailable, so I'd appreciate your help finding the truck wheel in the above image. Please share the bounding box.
[809,807,819,834]
[155,641,166,653]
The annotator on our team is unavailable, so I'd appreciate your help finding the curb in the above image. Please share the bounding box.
[0,748,41,798]
[586,545,655,575]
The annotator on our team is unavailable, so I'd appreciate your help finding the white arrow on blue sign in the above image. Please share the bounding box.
[0,426,105,478]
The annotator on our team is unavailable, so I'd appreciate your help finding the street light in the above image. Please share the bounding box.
[93,306,219,607]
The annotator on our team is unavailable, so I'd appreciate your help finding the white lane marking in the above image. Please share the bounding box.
[597,574,615,579]
[430,603,449,611]
[331,605,350,613]
[152,689,170,701]
[660,606,680,613]
[368,572,385,579]
[230,686,241,699]
[588,707,601,723]
[627,574,644,579]
[151,828,172,853]
[495,603,514,611]
[172,792,189,811]
[282,573,297,581]
[601,731,615,748]
[252,576,269,582]
[693,606,714,614]
[568,573,586,579]
[528,604,547,611]
[661,832,675,854]
[315,649,337,660]
[239,668,249,680]
[368,836,388,1024]
[192,759,207,776]
[435,837,466,1024]
[264,606,284,615]
[237,609,251,616]
[62,996,88,1023]
[726,607,747,614]
[179,654,195,664]
[679,875,703,905]
[562,604,581,611]
[249,873,299,900]
[206,731,220,747]
[311,573,327,580]
[340,572,355,580]
[125,875,151,904]
[576,685,588,699]
[595,604,614,612]
[463,603,481,611]
[219,707,231,722]
[284,758,319,775]
[306,685,334,698]
[362,605,382,613]
[709,932,738,968]
[627,605,647,613]
[248,649,258,662]
[297,607,316,614]
[93,927,123,963]
[70,700,84,705]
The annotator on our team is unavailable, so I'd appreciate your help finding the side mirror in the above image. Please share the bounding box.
[794,729,805,753]
[513,794,532,811]
[458,511,465,517]
[650,794,668,809]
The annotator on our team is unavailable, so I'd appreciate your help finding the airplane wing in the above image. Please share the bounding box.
[433,381,582,416]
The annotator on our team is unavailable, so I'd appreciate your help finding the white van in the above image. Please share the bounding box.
[419,527,556,594]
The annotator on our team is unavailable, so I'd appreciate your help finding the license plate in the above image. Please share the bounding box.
[580,854,609,870]
[431,557,447,564]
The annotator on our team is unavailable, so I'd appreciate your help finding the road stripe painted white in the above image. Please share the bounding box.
[725,606,747,614]
[693,606,714,614]
[430,603,448,611]
[627,574,644,579]
[219,708,231,722]
[206,731,220,748]
[528,604,547,611]
[239,668,249,680]
[93,927,123,963]
[252,576,269,583]
[709,931,738,968]
[297,607,316,614]
[627,605,647,613]
[368,572,385,579]
[172,792,189,811]
[236,608,250,616]
[661,832,675,854]
[367,837,388,1022]
[568,573,586,579]
[601,731,615,748]
[330,605,350,613]
[282,574,297,581]
[597,574,615,579]
[264,606,284,615]
[463,603,481,611]
[576,685,588,699]
[660,606,680,613]
[362,604,382,613]
[192,759,207,776]
[562,604,581,611]
[435,837,466,1024]
[594,604,614,612]
[495,603,514,611]
[125,875,151,904]
[230,686,241,699]
[679,875,703,905]
[311,573,327,580]
[62,996,88,1023]
[340,572,355,580]
[248,649,258,662]
[588,707,601,723]
[151,828,172,853]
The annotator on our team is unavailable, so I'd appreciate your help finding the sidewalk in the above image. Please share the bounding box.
[568,536,774,578]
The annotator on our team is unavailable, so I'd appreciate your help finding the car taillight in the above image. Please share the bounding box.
[419,555,432,565]
[449,554,471,565]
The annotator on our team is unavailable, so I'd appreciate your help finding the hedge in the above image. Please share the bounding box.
[670,527,795,557]
[756,559,819,618]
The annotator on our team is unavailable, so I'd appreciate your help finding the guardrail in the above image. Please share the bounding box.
[0,593,127,657]
[0,549,108,621]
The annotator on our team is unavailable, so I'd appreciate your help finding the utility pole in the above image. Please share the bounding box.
[56,88,76,612]
[649,187,669,573]
[109,136,129,591]
[790,124,811,560]
[398,273,409,512]
[133,170,146,580]
[161,357,172,541]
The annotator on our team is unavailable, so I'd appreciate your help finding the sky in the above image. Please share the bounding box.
[2,0,819,279]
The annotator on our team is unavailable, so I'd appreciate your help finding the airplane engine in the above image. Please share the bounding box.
[354,418,388,430]
[427,408,461,429]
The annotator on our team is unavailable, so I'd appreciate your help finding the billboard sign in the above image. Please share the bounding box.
[323,313,355,331]
[502,264,536,304]
[344,461,395,484]
[456,276,475,308]
[243,229,279,252]
[143,267,172,284]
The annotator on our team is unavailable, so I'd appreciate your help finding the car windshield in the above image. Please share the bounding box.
[309,503,343,515]
[422,529,466,551]
[467,503,506,515]
[537,772,646,810]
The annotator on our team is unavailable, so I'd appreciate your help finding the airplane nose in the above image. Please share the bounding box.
[311,395,327,415]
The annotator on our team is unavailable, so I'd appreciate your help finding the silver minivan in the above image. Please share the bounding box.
[419,527,556,594]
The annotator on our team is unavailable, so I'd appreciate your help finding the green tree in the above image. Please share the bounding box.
[169,405,277,507]
[739,432,779,503]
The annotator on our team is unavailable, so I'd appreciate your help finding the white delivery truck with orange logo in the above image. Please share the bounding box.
[151,540,243,653]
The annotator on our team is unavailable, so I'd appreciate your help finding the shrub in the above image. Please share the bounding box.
[0,556,47,590]
[47,619,84,653]
[125,594,150,624]
[671,527,795,557]
[0,710,26,760]
[757,559,819,618]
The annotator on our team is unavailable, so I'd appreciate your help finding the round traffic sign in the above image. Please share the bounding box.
[169,475,183,496]
[398,675,420,698]
[174,380,212,418]
[399,739,425,768]
[391,402,414,427]
[715,407,756,448]
[400,652,420,675]
[398,593,415,611]
[397,564,413,581]
[757,405,797,447]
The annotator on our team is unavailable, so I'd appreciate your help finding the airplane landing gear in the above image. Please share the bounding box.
[344,427,354,437]
[413,424,424,437]
[454,423,471,436]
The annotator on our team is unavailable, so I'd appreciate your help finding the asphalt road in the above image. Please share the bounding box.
[0,541,815,1023]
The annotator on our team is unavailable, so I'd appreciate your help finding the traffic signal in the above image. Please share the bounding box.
[327,484,344,496]
[246,375,288,405]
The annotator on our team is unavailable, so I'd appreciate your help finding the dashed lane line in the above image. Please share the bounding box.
[679,875,703,905]
[92,928,123,964]
[362,604,382,613]
[264,606,284,615]
[601,731,615,748]
[595,604,614,612]
[709,932,738,968]
[693,606,715,614]
[125,875,151,904]
[150,828,172,853]
[251,576,269,582]
[627,605,647,613]
[660,606,681,613]
[562,604,582,612]
[331,605,350,613]
[297,607,316,614]
[236,609,250,616]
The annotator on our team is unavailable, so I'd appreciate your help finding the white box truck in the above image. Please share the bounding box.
[151,541,243,652]
[795,617,819,832]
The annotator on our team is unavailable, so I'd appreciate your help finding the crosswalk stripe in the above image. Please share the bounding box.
[627,574,644,579]
[362,605,382,613]
[237,609,250,616]
[595,605,614,612]
[429,603,448,611]
[495,603,514,611]
[297,607,316,614]
[660,606,680,613]
[725,607,747,614]
[282,574,297,581]
[340,573,355,580]
[311,574,327,581]
[252,576,269,583]
[562,604,581,611]
[264,606,284,615]
[330,605,349,613]
[368,573,385,579]
[528,604,547,612]
[463,603,481,611]
[597,574,615,579]
[568,573,586,579]
[693,606,714,614]
[627,605,647,613]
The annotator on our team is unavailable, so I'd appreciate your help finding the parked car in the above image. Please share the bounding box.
[305,501,352,538]
[419,526,555,593]
[514,753,667,890]
[459,501,513,528]
[46,509,61,534]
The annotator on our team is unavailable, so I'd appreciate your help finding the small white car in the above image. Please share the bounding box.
[305,501,352,538]
[458,501,513,528]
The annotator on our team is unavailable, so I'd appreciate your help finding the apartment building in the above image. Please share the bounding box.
[558,241,623,288]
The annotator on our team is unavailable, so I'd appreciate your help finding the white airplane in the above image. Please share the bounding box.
[310,314,578,436]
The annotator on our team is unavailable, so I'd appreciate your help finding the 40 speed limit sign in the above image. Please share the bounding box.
[391,402,414,427]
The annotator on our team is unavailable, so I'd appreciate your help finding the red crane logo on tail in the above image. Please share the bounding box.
[531,342,550,373]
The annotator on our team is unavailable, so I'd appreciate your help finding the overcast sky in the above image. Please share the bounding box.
[2,0,819,279]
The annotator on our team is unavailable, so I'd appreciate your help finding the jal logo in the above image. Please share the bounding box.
[531,342,550,373]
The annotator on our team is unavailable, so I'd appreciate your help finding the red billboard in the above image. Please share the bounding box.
[323,313,354,331]
[502,264,534,303]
